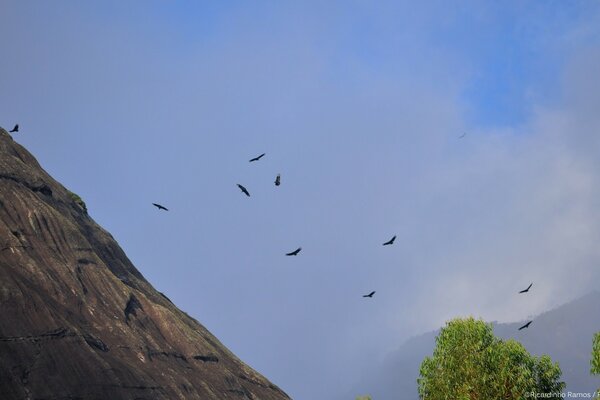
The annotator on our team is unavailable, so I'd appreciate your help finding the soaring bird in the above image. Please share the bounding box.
[275,174,281,186]
[286,247,302,256]
[9,124,18,133]
[152,203,168,211]
[249,153,265,162]
[382,235,396,246]
[363,291,376,298]
[237,184,250,197]
[519,283,533,294]
[459,132,466,138]
[518,321,532,331]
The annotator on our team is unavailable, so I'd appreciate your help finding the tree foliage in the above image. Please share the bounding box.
[592,332,600,375]
[418,317,564,400]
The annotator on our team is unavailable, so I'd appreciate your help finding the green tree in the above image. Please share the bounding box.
[592,332,600,375]
[418,317,564,400]
[355,396,372,400]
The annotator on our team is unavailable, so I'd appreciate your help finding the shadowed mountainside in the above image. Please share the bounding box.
[0,127,290,400]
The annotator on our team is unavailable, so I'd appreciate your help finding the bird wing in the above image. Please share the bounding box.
[249,153,265,162]
[383,236,395,245]
[519,321,531,330]
[237,184,250,195]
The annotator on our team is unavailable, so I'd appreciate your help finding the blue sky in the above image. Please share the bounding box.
[2,2,600,399]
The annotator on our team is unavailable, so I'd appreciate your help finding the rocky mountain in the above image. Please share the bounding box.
[349,291,600,399]
[0,127,290,399]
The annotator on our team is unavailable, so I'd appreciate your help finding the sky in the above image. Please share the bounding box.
[1,1,600,399]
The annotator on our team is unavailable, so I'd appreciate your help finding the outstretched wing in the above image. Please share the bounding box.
[286,247,301,256]
[519,283,532,293]
[249,153,265,162]
[518,321,532,330]
[383,235,396,245]
[237,184,250,196]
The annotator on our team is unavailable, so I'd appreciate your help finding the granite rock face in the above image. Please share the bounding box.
[0,128,290,400]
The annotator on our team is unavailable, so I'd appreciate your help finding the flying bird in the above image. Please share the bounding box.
[249,153,265,162]
[9,124,18,133]
[286,247,302,256]
[519,283,533,294]
[382,235,396,246]
[152,203,168,211]
[237,184,250,197]
[518,321,532,331]
[459,132,466,138]
[275,174,281,186]
[363,291,376,298]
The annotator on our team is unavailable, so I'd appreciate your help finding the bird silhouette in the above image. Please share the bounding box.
[286,247,302,256]
[152,203,168,211]
[518,321,532,330]
[9,124,19,133]
[459,132,466,138]
[519,283,533,294]
[237,184,250,197]
[249,153,265,162]
[275,174,281,186]
[382,235,396,246]
[363,291,375,298]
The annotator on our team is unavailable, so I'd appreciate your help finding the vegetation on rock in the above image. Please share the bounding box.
[68,189,87,213]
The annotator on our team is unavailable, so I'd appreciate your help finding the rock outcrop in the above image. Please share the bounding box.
[0,127,290,400]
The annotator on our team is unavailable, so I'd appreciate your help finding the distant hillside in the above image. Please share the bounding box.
[350,291,600,399]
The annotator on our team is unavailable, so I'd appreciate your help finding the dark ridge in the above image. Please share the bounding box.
[159,292,173,304]
[75,266,88,294]
[193,354,219,363]
[147,349,188,363]
[33,184,52,197]
[124,294,143,322]
[83,334,109,352]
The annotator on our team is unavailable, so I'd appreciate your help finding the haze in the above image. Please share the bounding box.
[2,2,600,398]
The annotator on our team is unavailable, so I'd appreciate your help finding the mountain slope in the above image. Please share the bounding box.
[0,127,290,400]
[351,291,600,399]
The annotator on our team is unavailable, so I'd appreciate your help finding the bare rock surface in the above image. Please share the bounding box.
[0,127,291,400]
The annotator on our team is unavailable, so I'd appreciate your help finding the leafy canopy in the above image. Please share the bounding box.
[592,332,600,375]
[418,317,564,400]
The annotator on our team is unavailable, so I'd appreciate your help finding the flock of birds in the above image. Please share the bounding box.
[7,123,536,331]
[149,152,402,301]
[151,149,538,331]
